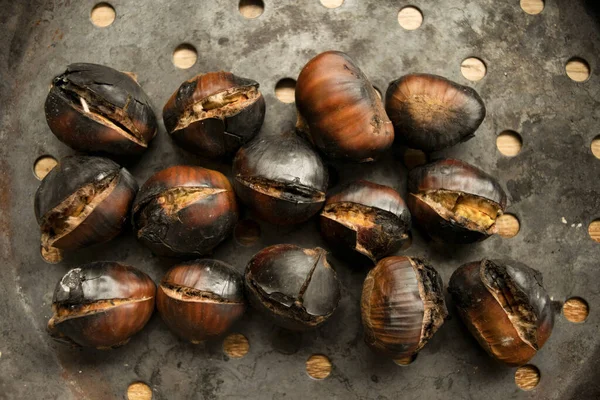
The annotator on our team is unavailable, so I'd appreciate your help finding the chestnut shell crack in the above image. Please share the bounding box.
[160,282,244,304]
[235,175,326,204]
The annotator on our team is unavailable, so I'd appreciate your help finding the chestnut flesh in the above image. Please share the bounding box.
[34,155,138,263]
[244,244,341,331]
[45,63,157,157]
[407,158,507,244]
[157,259,246,343]
[47,261,156,349]
[385,73,485,152]
[163,72,265,158]
[233,133,327,225]
[361,256,448,360]
[295,51,394,162]
[319,180,411,264]
[448,259,554,366]
[132,166,238,257]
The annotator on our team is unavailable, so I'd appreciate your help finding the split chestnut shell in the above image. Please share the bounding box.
[448,259,555,366]
[244,244,341,330]
[132,166,238,257]
[47,262,156,349]
[319,180,411,264]
[385,74,485,152]
[157,259,246,343]
[34,156,138,263]
[163,72,265,158]
[295,51,394,162]
[361,256,448,361]
[407,159,507,244]
[45,63,157,157]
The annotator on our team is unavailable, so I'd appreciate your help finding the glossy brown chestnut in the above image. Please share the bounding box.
[157,259,246,343]
[47,261,156,349]
[319,180,411,264]
[132,166,238,257]
[163,72,265,158]
[407,159,507,244]
[295,51,394,162]
[244,244,341,330]
[233,133,327,225]
[385,74,486,152]
[34,155,138,263]
[448,259,554,366]
[361,256,448,360]
[45,63,157,157]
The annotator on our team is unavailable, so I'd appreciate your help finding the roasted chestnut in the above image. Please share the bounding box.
[319,180,411,264]
[448,259,554,366]
[385,74,485,152]
[45,63,157,157]
[295,51,394,162]
[163,72,265,158]
[34,156,138,263]
[157,259,246,343]
[233,133,327,225]
[132,166,238,257]
[47,262,156,349]
[407,159,507,244]
[361,256,448,361]
[244,244,341,330]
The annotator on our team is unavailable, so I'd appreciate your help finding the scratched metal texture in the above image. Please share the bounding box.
[1,0,599,399]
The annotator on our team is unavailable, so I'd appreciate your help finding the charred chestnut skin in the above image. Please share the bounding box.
[163,72,265,158]
[132,166,238,258]
[407,159,507,244]
[244,244,341,331]
[448,260,554,366]
[361,256,448,360]
[233,133,327,225]
[295,51,394,162]
[319,180,411,264]
[45,63,157,157]
[385,74,486,152]
[34,156,138,263]
[47,262,156,349]
[157,259,246,343]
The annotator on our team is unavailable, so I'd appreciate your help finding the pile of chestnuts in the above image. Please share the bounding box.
[36,52,557,383]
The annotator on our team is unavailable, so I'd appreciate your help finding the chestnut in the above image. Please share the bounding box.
[47,261,156,349]
[163,72,265,158]
[295,51,394,162]
[45,63,157,157]
[244,244,341,330]
[132,166,238,257]
[361,256,448,360]
[385,74,485,152]
[448,259,554,366]
[319,180,411,264]
[157,259,246,343]
[34,155,138,263]
[407,158,507,244]
[233,133,327,225]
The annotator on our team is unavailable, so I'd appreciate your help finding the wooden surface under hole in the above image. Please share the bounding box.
[520,0,545,15]
[33,155,57,180]
[515,365,540,391]
[90,3,116,27]
[320,0,344,9]
[496,131,522,157]
[588,219,600,242]
[461,57,487,81]
[566,58,590,82]
[563,297,590,323]
[223,333,250,358]
[397,6,423,30]
[496,213,520,238]
[127,382,152,400]
[172,44,197,69]
[591,136,600,159]
[306,354,332,379]
[239,0,264,19]
[275,78,296,103]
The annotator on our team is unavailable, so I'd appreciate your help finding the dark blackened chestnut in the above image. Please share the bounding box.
[319,180,411,264]
[407,159,507,244]
[361,256,448,360]
[448,259,554,366]
[233,133,327,225]
[244,244,341,330]
[45,63,157,157]
[34,156,138,263]
[47,262,156,349]
[295,51,394,162]
[385,74,485,152]
[163,72,265,158]
[157,259,246,343]
[132,166,238,257]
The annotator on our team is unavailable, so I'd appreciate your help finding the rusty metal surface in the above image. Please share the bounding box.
[1,0,599,399]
